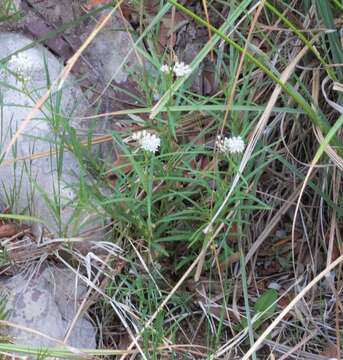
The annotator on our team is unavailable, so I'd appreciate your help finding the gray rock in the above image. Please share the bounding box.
[82,11,142,84]
[0,266,96,349]
[0,33,103,235]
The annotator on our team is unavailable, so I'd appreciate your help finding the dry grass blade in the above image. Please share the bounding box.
[201,0,213,62]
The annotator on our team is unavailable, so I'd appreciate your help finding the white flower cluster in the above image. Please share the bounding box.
[216,135,245,154]
[160,61,192,77]
[132,130,161,153]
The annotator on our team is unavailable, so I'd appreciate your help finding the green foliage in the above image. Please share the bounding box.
[0,0,342,358]
[0,0,21,22]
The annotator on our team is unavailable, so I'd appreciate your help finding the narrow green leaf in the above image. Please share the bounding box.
[0,213,46,224]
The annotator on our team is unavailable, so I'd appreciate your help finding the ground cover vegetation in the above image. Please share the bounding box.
[0,0,343,359]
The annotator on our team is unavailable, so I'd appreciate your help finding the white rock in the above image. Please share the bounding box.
[0,33,103,235]
[0,266,96,349]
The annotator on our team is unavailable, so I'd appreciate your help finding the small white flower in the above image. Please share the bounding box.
[225,136,245,154]
[160,64,172,73]
[215,135,245,154]
[173,61,192,77]
[133,130,160,153]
